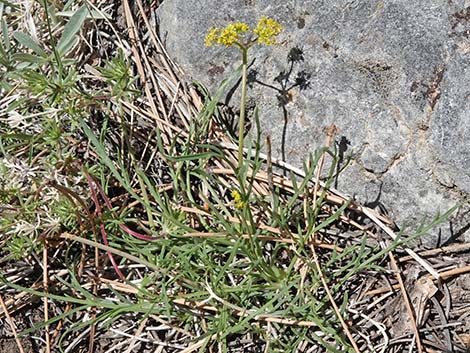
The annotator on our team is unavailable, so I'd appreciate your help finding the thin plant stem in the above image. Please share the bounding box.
[237,47,248,168]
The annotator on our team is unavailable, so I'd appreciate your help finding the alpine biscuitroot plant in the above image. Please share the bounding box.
[205,17,282,168]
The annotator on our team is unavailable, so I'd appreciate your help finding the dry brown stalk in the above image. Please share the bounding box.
[436,265,470,279]
[122,0,169,146]
[0,294,25,353]
[362,207,441,280]
[398,242,470,262]
[366,264,470,297]
[172,298,319,327]
[178,334,217,353]
[123,317,148,353]
[388,249,423,353]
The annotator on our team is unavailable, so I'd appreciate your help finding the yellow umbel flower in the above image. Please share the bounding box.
[205,27,220,47]
[254,17,283,45]
[205,22,249,47]
[231,189,246,209]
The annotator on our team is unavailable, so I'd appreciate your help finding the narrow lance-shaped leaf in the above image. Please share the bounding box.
[13,31,46,56]
[57,5,88,55]
[56,9,111,20]
[1,18,11,52]
[11,52,47,64]
[57,36,78,57]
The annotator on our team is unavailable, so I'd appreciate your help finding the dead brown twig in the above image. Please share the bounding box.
[388,249,423,353]
[0,294,25,353]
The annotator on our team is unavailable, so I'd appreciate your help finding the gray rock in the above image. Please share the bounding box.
[157,0,470,244]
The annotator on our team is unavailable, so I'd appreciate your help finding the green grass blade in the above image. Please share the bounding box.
[78,118,139,200]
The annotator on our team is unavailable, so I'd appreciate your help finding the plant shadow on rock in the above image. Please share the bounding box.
[247,46,312,164]
[363,182,390,216]
[213,46,313,162]
[441,207,470,247]
[334,135,351,189]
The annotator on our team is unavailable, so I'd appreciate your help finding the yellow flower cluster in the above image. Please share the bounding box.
[231,189,246,209]
[205,22,249,47]
[254,17,283,45]
[205,17,282,47]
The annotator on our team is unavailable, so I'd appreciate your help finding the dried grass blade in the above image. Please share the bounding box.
[362,207,441,280]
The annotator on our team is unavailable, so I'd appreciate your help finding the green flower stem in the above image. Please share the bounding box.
[205,18,283,169]
[238,46,248,168]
